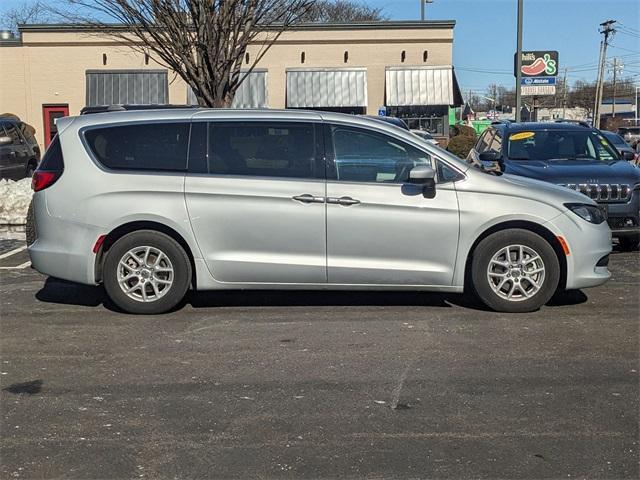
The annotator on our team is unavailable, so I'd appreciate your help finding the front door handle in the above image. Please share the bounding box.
[327,196,361,206]
[292,194,325,204]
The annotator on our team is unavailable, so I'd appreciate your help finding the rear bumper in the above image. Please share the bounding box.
[27,192,101,285]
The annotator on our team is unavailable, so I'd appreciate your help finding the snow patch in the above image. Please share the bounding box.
[0,178,33,225]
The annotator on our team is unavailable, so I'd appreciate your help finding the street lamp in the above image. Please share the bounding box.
[421,0,434,21]
[515,0,524,122]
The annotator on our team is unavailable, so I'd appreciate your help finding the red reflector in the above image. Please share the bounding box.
[92,235,107,254]
[31,171,59,192]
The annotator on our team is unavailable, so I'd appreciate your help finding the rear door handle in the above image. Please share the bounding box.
[292,194,325,204]
[327,196,361,206]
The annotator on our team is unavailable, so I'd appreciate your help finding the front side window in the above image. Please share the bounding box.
[84,122,189,171]
[476,129,494,153]
[330,126,432,183]
[488,131,503,154]
[208,122,317,179]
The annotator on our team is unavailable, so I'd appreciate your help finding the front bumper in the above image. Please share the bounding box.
[546,212,612,290]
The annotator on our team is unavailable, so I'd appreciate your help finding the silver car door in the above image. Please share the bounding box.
[184,121,327,284]
[325,124,460,286]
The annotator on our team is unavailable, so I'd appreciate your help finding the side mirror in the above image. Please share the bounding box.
[0,136,12,146]
[478,151,504,174]
[408,165,436,198]
[478,151,501,162]
[622,150,636,162]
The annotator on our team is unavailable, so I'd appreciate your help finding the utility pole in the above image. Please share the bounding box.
[515,0,523,122]
[562,67,569,119]
[421,0,433,21]
[594,20,616,128]
[609,57,623,117]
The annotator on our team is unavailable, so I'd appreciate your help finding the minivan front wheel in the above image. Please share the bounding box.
[471,229,560,313]
[103,230,191,314]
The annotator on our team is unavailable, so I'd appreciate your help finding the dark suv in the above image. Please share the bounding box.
[467,121,640,251]
[0,116,41,179]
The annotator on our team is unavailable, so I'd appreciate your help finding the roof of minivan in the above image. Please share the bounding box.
[61,108,414,134]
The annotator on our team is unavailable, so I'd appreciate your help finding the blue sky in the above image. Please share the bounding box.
[5,0,639,95]
[368,0,640,94]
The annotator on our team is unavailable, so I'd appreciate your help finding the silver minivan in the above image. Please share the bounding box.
[28,109,612,314]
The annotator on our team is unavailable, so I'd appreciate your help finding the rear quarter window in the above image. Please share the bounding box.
[84,122,190,171]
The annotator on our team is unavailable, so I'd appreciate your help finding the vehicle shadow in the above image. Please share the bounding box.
[35,276,588,312]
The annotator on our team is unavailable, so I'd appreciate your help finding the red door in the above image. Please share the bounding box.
[42,105,69,148]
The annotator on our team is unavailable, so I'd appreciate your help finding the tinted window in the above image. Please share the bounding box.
[3,122,21,145]
[39,135,64,170]
[208,122,317,179]
[85,122,189,171]
[437,160,463,183]
[331,126,432,183]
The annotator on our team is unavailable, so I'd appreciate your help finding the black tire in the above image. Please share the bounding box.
[103,230,191,314]
[25,161,37,178]
[617,235,639,252]
[25,200,36,246]
[471,229,560,313]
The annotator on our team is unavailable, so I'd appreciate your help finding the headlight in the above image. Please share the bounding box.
[564,203,606,225]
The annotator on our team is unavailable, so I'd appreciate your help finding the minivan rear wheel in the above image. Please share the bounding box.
[103,230,191,314]
[471,229,560,313]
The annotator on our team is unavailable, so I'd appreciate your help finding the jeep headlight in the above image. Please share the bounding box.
[564,203,606,225]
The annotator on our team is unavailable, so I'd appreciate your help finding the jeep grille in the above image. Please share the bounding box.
[558,183,631,203]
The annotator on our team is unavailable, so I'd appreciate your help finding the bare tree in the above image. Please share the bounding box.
[1,0,51,33]
[58,0,314,107]
[301,0,386,22]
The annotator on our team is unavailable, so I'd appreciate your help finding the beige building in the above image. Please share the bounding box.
[0,21,461,148]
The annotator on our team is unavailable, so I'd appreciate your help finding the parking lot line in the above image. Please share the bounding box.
[0,261,31,270]
[0,246,27,259]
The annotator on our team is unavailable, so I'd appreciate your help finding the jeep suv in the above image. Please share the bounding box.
[28,109,611,314]
[467,121,640,251]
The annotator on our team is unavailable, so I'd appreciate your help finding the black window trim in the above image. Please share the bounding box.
[185,119,326,182]
[79,119,192,176]
[323,122,465,186]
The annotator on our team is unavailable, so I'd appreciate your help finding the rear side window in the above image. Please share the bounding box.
[3,122,22,145]
[39,135,64,170]
[208,122,317,179]
[84,122,189,171]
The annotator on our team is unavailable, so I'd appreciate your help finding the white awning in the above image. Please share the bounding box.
[385,66,455,106]
[187,70,268,108]
[286,68,367,108]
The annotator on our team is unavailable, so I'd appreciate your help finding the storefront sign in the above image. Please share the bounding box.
[515,51,559,77]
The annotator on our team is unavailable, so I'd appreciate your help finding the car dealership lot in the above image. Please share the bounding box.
[0,245,638,479]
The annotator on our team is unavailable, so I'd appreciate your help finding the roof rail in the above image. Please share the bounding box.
[554,119,591,128]
[80,104,197,115]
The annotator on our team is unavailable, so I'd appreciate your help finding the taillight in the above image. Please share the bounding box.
[32,171,61,192]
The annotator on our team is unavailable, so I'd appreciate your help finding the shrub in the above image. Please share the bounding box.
[446,134,476,159]
[450,124,477,138]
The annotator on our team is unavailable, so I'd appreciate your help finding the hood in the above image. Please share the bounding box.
[504,158,640,184]
[462,167,598,208]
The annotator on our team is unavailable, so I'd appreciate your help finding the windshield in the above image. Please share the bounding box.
[602,131,627,147]
[507,129,620,161]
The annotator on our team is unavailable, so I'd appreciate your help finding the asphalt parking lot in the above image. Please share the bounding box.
[0,238,638,479]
